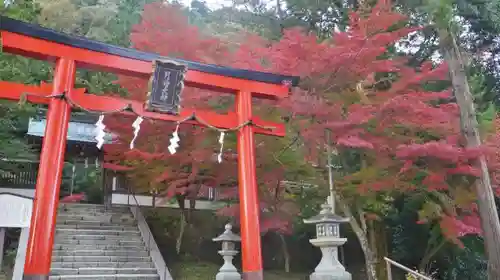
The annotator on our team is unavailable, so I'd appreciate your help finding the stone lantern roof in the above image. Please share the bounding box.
[213,224,241,242]
[304,203,349,225]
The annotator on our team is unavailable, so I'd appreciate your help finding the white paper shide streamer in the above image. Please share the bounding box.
[168,124,181,155]
[217,132,225,163]
[94,115,106,149]
[130,116,144,150]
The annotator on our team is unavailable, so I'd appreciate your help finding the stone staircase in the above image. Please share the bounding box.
[49,203,160,280]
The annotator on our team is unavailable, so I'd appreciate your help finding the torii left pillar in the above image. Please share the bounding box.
[23,58,75,280]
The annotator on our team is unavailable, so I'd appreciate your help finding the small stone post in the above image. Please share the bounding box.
[304,203,351,280]
[213,224,242,280]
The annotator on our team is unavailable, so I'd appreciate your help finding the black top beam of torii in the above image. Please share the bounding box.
[0,16,300,87]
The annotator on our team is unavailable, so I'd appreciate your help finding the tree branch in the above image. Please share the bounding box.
[357,202,368,235]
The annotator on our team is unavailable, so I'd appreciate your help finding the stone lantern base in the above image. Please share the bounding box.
[215,249,241,280]
[216,271,242,280]
[309,238,352,280]
[310,271,352,280]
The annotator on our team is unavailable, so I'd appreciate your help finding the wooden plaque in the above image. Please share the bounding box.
[145,59,187,115]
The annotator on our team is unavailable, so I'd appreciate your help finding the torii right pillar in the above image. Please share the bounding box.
[236,90,263,279]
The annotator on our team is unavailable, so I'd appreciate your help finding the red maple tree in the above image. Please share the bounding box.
[102,0,496,252]
[229,0,490,249]
[103,2,299,237]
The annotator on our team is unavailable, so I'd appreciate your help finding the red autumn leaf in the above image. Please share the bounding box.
[398,160,414,174]
[337,135,374,149]
[103,163,134,171]
[446,165,481,177]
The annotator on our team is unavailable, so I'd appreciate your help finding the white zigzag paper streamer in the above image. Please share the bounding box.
[94,115,106,150]
[168,124,180,155]
[217,132,225,163]
[130,116,143,150]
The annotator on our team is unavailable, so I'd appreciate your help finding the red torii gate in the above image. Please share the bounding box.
[0,17,299,280]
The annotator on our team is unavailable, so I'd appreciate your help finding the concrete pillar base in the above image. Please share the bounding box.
[0,228,5,270]
[14,228,30,280]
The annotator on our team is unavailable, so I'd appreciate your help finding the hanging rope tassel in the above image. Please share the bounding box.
[94,115,106,149]
[217,131,225,163]
[130,116,143,150]
[168,123,181,155]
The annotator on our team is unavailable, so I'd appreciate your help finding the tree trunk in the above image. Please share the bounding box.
[175,196,188,254]
[336,195,378,280]
[176,210,186,254]
[438,27,500,279]
[361,234,378,280]
[278,233,290,273]
[418,239,446,273]
[369,220,388,280]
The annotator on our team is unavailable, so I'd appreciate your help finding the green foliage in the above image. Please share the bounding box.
[457,0,500,35]
[0,0,49,170]
[0,0,51,85]
[33,0,154,95]
[1,0,40,21]
[61,163,103,203]
[0,101,37,165]
[468,66,498,135]
[468,66,497,111]
[440,236,487,280]
[424,0,454,28]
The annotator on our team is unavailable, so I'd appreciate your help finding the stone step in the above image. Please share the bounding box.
[52,262,155,269]
[54,239,144,246]
[58,213,135,220]
[58,209,130,215]
[57,214,135,223]
[57,224,138,231]
[56,229,141,237]
[58,212,133,218]
[51,267,157,276]
[53,244,147,251]
[52,255,151,263]
[53,250,149,257]
[59,207,131,214]
[55,234,143,242]
[58,208,133,215]
[49,274,159,280]
[57,219,136,227]
[59,203,127,210]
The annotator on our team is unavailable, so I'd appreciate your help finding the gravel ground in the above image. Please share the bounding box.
[170,262,308,280]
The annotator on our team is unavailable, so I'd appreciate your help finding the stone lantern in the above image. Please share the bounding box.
[213,224,242,280]
[304,202,351,280]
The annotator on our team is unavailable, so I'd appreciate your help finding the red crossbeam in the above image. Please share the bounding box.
[1,31,290,98]
[0,81,285,136]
